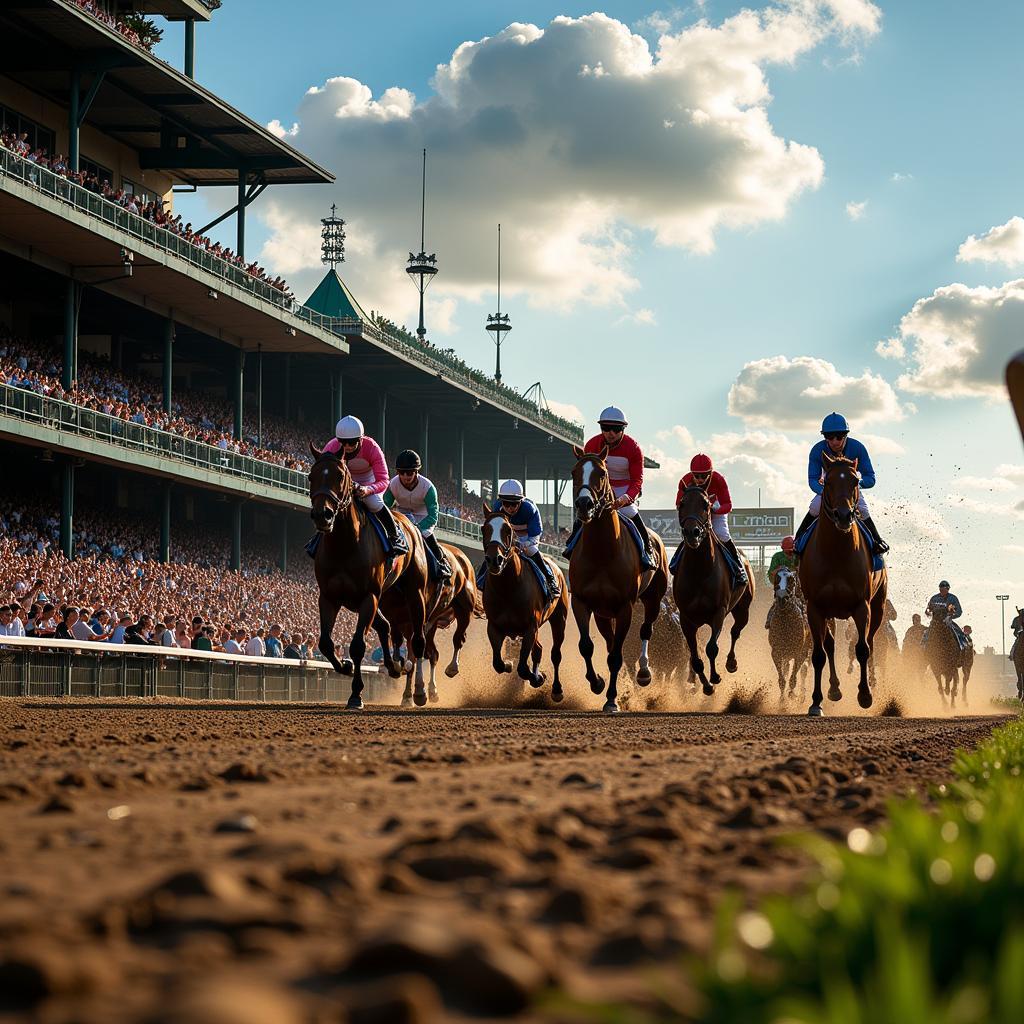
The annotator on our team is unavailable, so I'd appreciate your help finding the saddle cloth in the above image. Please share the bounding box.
[794,517,884,572]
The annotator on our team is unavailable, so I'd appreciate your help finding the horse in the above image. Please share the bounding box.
[1013,609,1024,701]
[568,447,669,713]
[924,602,965,708]
[672,484,754,696]
[798,453,888,716]
[388,542,479,706]
[623,596,686,687]
[307,444,430,709]
[480,505,569,700]
[768,567,810,700]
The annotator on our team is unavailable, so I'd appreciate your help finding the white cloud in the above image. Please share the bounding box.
[545,399,585,424]
[995,463,1024,482]
[266,119,299,139]
[614,307,658,327]
[953,475,1016,493]
[957,216,1024,268]
[256,4,879,326]
[845,199,867,220]
[878,279,1024,399]
[1002,544,1024,555]
[727,355,905,429]
[945,493,1024,519]
[890,171,912,183]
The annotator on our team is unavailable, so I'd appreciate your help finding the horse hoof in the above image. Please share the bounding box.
[346,695,364,710]
[603,700,620,714]
[807,705,824,717]
[726,656,738,674]
[636,667,652,686]
[444,665,459,678]
[340,659,354,676]
[400,696,413,708]
[404,659,415,674]
[552,687,564,703]
[502,661,513,673]
[828,687,843,702]
[858,689,873,710]
[428,689,439,704]
[414,691,427,708]
[590,676,606,695]
[702,683,714,696]
[387,666,402,679]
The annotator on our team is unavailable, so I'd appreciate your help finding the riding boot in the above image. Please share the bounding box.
[861,516,890,555]
[425,533,452,580]
[630,516,658,571]
[372,505,408,562]
[722,538,747,585]
[529,550,560,600]
[793,511,815,552]
[562,520,581,559]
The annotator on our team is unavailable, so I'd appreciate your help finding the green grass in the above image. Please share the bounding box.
[695,715,1024,1024]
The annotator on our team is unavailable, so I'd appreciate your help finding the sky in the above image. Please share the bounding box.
[156,1,1024,650]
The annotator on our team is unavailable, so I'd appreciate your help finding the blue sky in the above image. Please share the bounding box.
[158,2,1024,647]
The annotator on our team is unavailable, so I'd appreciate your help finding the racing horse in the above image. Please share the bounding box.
[672,484,754,695]
[768,566,810,700]
[480,505,569,700]
[924,601,966,708]
[1013,608,1024,702]
[308,444,430,709]
[388,543,479,706]
[568,446,669,712]
[798,452,888,716]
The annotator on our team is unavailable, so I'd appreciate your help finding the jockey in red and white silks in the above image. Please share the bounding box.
[676,453,747,584]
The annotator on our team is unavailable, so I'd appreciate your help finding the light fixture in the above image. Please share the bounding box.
[208,289,219,300]
[512,418,519,430]
[285,326,296,337]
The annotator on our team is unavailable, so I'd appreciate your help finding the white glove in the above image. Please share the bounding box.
[712,498,721,512]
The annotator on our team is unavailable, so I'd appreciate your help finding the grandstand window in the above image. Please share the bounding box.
[123,178,160,206]
[80,156,114,187]
[0,105,54,155]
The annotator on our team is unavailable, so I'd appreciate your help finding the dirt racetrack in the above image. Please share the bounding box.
[0,697,1005,1023]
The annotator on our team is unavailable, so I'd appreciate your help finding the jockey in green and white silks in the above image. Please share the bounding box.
[383,449,451,580]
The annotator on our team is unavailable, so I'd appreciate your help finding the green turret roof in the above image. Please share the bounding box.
[303,268,370,321]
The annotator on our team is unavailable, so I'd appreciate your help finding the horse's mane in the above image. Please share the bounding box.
[824,453,857,469]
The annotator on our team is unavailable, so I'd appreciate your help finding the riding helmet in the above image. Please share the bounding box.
[939,580,950,588]
[690,453,713,473]
[395,449,421,471]
[598,406,627,426]
[335,415,365,441]
[820,412,849,435]
[498,479,525,501]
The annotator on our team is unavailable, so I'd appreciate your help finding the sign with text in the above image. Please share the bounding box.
[641,507,794,546]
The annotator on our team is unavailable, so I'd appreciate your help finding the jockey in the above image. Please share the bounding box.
[383,449,451,580]
[676,454,747,584]
[1010,607,1022,662]
[764,535,797,629]
[903,613,926,649]
[924,580,968,650]
[323,415,407,561]
[491,479,560,599]
[793,412,889,555]
[565,406,656,570]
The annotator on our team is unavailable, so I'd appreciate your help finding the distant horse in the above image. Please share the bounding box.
[672,484,754,695]
[308,445,429,709]
[798,453,888,716]
[389,542,478,706]
[480,506,569,700]
[768,567,810,699]
[1013,608,1024,701]
[924,602,965,708]
[623,596,685,686]
[568,447,669,713]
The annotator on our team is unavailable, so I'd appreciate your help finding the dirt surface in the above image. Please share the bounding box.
[0,699,1004,1023]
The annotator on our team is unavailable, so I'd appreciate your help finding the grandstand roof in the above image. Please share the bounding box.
[0,0,332,186]
[304,269,370,322]
[135,1,215,21]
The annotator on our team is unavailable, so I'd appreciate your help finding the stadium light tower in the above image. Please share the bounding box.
[485,224,511,383]
[997,594,1009,674]
[321,204,346,267]
[406,149,438,343]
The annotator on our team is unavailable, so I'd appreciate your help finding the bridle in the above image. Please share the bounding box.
[573,454,614,523]
[821,458,860,531]
[482,510,515,575]
[678,484,712,548]
[309,454,353,527]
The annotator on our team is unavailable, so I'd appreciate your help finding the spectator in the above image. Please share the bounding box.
[265,623,283,658]
[192,625,213,652]
[55,606,79,640]
[109,613,132,644]
[0,605,25,637]
[224,628,246,655]
[283,631,302,659]
[158,616,178,648]
[245,626,266,658]
[71,606,96,641]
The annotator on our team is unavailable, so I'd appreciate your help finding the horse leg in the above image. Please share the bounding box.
[517,624,543,687]
[371,611,402,679]
[531,636,546,685]
[706,610,727,689]
[572,596,605,695]
[316,593,348,675]
[682,621,711,695]
[444,594,472,678]
[594,614,615,656]
[399,582,429,708]
[725,589,752,673]
[807,607,828,716]
[389,627,414,708]
[950,667,959,710]
[549,602,567,703]
[636,587,661,686]
[487,621,512,674]
[823,627,842,702]
[426,627,440,703]
[851,602,872,709]
[772,645,785,700]
[604,603,633,714]
[346,594,379,710]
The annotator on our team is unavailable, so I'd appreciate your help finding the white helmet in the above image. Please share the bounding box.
[498,479,525,500]
[598,406,627,426]
[335,415,364,441]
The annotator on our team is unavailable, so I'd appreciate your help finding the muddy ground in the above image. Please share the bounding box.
[0,694,1005,1023]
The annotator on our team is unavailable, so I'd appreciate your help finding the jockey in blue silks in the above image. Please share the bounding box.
[487,480,560,599]
[793,412,889,555]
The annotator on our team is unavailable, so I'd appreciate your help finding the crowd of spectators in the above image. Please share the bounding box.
[0,130,293,302]
[69,1,155,50]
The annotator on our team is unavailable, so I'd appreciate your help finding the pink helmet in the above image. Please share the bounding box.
[690,453,713,474]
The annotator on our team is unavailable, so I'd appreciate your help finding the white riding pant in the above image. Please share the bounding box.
[612,483,638,518]
[712,513,731,542]
[809,493,869,518]
[360,492,385,513]
[516,535,541,557]
[401,509,433,537]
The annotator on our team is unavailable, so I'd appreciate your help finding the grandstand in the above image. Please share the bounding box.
[0,0,641,633]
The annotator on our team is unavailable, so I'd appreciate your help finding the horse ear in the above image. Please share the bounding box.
[822,452,835,466]
[481,501,492,518]
[852,457,859,470]
[572,444,585,459]
[310,441,322,458]
[600,445,609,459]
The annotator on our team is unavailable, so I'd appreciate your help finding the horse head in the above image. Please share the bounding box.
[481,503,514,575]
[775,566,794,602]
[571,445,612,524]
[677,483,712,549]
[308,442,354,533]
[821,453,860,532]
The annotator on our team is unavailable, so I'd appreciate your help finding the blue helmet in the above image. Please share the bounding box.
[821,412,849,435]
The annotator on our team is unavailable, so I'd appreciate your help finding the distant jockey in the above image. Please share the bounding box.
[793,412,889,556]
[924,579,969,651]
[383,449,451,580]
[323,415,407,561]
[764,535,797,629]
[489,480,560,598]
[676,453,747,585]
[564,406,657,570]
[1010,607,1023,662]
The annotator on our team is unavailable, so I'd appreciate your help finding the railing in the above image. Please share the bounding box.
[437,510,564,560]
[0,146,297,314]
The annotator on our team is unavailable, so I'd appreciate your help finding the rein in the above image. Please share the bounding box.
[310,456,354,517]
[483,514,516,574]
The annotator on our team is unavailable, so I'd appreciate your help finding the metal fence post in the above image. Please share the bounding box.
[232,662,239,701]
[207,661,214,700]
[259,665,266,702]
[178,660,185,698]
[62,654,72,697]
[18,652,28,697]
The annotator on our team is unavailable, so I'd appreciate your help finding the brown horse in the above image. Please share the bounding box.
[480,506,569,699]
[568,447,668,712]
[798,453,887,715]
[924,602,965,708]
[768,566,810,699]
[308,445,430,709]
[672,484,754,695]
[389,542,479,706]
[1013,609,1024,701]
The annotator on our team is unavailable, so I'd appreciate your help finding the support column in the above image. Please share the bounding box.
[421,411,430,468]
[63,278,77,391]
[280,518,288,573]
[457,429,465,507]
[283,355,291,421]
[379,392,388,452]
[183,19,196,78]
[237,173,246,259]
[61,462,74,559]
[68,69,80,172]
[233,349,245,440]
[492,443,501,502]
[553,478,561,533]
[160,481,171,563]
[257,344,263,448]
[523,453,528,493]
[162,317,174,414]
[332,365,343,425]
[231,501,243,571]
